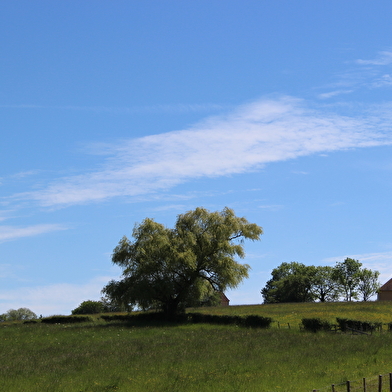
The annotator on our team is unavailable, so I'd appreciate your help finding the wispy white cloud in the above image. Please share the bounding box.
[372,74,392,88]
[11,96,392,208]
[318,89,354,99]
[0,224,67,243]
[318,49,392,97]
[258,204,284,211]
[8,170,41,179]
[0,276,110,316]
[0,210,13,222]
[150,204,188,212]
[356,51,392,66]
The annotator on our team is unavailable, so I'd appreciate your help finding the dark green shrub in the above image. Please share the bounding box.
[242,315,272,328]
[218,315,242,325]
[336,318,349,332]
[41,315,92,324]
[101,312,187,325]
[100,314,133,322]
[302,318,331,332]
[188,313,271,328]
[187,313,206,324]
[336,317,378,333]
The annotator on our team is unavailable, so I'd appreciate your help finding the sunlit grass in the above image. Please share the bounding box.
[2,302,392,391]
[188,300,392,326]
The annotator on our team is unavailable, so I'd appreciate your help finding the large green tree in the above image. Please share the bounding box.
[102,207,262,319]
[357,268,380,301]
[332,258,362,301]
[310,266,340,302]
[261,262,317,303]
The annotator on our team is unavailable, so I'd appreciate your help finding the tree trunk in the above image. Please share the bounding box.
[163,297,182,321]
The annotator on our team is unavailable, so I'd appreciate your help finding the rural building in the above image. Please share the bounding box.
[220,292,230,306]
[377,278,392,301]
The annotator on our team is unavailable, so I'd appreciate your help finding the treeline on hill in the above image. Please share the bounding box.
[261,258,380,303]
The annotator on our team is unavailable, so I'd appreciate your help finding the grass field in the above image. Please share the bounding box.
[2,302,392,392]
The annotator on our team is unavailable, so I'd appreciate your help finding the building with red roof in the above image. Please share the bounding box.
[377,278,392,301]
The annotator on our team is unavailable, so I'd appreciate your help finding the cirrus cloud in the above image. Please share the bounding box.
[13,96,392,208]
[0,224,67,243]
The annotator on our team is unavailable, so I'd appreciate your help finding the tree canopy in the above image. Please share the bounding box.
[331,258,362,302]
[261,258,380,304]
[261,262,317,303]
[102,207,262,319]
[71,300,106,315]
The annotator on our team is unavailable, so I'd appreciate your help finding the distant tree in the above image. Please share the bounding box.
[332,258,362,301]
[71,300,106,315]
[357,268,380,301]
[3,308,37,321]
[261,262,316,303]
[311,266,340,302]
[102,207,262,319]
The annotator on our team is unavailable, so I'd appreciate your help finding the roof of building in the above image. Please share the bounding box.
[379,278,392,291]
[220,292,230,302]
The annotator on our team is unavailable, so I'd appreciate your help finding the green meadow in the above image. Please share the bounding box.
[2,302,392,392]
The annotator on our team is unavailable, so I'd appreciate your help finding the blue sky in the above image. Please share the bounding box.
[2,1,392,315]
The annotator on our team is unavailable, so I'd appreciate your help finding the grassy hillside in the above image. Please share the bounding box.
[2,302,392,392]
[188,300,392,326]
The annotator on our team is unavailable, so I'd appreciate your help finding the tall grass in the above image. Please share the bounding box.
[1,302,392,391]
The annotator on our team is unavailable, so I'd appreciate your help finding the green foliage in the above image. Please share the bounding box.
[103,207,262,319]
[332,258,362,301]
[357,268,380,301]
[71,300,106,315]
[262,258,380,303]
[101,312,187,325]
[261,262,317,303]
[1,307,37,321]
[100,295,132,313]
[99,311,272,329]
[182,282,222,308]
[311,266,340,302]
[242,315,272,328]
[335,317,381,333]
[100,314,133,322]
[302,318,332,332]
[187,313,272,328]
[189,313,239,325]
[41,315,92,324]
